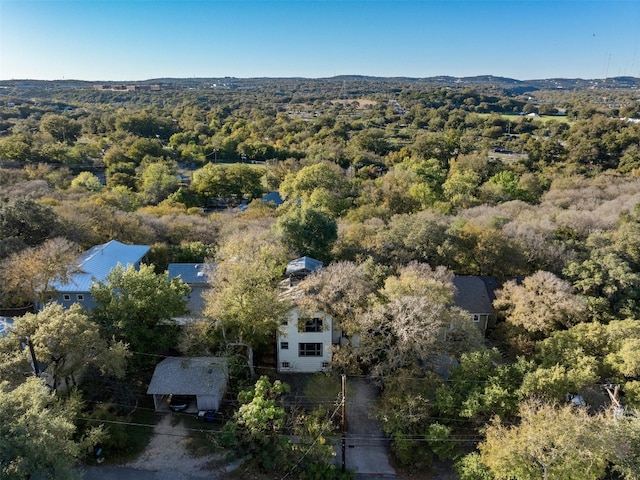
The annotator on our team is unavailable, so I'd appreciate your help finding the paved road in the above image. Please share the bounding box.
[80,466,215,480]
[334,376,398,479]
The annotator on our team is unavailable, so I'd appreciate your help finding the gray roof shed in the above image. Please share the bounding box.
[147,357,228,412]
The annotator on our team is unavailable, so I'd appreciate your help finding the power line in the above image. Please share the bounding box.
[280,392,343,480]
[78,416,484,444]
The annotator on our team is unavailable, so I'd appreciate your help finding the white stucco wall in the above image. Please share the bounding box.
[277,307,333,372]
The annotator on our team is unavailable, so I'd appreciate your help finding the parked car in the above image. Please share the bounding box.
[196,410,223,423]
[169,395,190,412]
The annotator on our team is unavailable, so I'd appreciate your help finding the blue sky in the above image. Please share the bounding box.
[1,0,639,81]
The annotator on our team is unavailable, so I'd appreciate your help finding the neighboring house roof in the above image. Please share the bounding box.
[453,276,494,314]
[0,317,13,337]
[167,263,213,285]
[262,191,284,205]
[49,239,150,292]
[285,257,323,277]
[168,263,214,320]
[147,357,228,396]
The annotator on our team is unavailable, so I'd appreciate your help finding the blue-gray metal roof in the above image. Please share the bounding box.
[167,263,215,285]
[167,263,213,285]
[0,317,13,337]
[50,240,150,292]
[285,257,323,276]
[262,191,284,205]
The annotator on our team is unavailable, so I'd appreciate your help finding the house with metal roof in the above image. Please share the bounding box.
[278,257,341,373]
[46,239,150,310]
[147,356,228,412]
[167,263,214,322]
[284,256,323,286]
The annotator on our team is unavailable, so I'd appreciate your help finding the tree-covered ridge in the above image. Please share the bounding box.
[1,78,640,478]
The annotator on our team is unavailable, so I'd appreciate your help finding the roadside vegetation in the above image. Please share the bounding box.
[1,77,640,479]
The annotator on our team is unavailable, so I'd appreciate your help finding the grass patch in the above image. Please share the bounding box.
[181,412,226,457]
[97,404,159,464]
[303,372,342,405]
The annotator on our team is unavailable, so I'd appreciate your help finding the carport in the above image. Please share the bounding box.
[147,357,228,412]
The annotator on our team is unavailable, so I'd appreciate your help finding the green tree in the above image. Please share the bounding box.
[40,114,82,144]
[442,170,481,211]
[223,376,292,471]
[349,128,390,157]
[493,271,588,336]
[480,400,608,480]
[374,370,446,470]
[138,161,179,205]
[455,452,494,480]
[115,111,177,139]
[0,237,79,308]
[610,410,640,479]
[275,204,338,264]
[0,198,61,258]
[89,264,189,360]
[396,157,448,209]
[279,162,350,216]
[203,229,291,367]
[70,171,103,192]
[0,133,32,161]
[6,303,130,391]
[436,349,532,423]
[564,247,640,322]
[0,377,103,480]
[411,131,460,168]
[481,170,533,203]
[191,163,263,202]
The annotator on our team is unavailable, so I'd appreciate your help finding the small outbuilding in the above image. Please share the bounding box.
[147,357,228,412]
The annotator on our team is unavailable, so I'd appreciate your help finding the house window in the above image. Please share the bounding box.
[280,342,289,350]
[281,362,291,369]
[299,343,323,357]
[281,319,288,326]
[322,362,330,369]
[300,317,323,333]
[63,294,71,301]
[76,294,84,301]
[472,314,480,323]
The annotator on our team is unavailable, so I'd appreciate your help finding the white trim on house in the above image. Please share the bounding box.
[277,307,334,373]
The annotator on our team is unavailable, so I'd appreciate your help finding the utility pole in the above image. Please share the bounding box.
[341,374,346,473]
[605,384,624,419]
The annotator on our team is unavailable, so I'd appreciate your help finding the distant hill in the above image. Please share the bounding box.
[1,75,639,94]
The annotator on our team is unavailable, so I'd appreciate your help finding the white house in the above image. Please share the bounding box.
[277,307,335,372]
[276,261,500,373]
[276,257,343,373]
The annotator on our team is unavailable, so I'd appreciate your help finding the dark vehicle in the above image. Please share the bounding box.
[196,410,223,423]
[169,395,190,412]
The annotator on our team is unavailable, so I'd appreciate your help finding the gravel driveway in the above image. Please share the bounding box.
[81,414,229,480]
